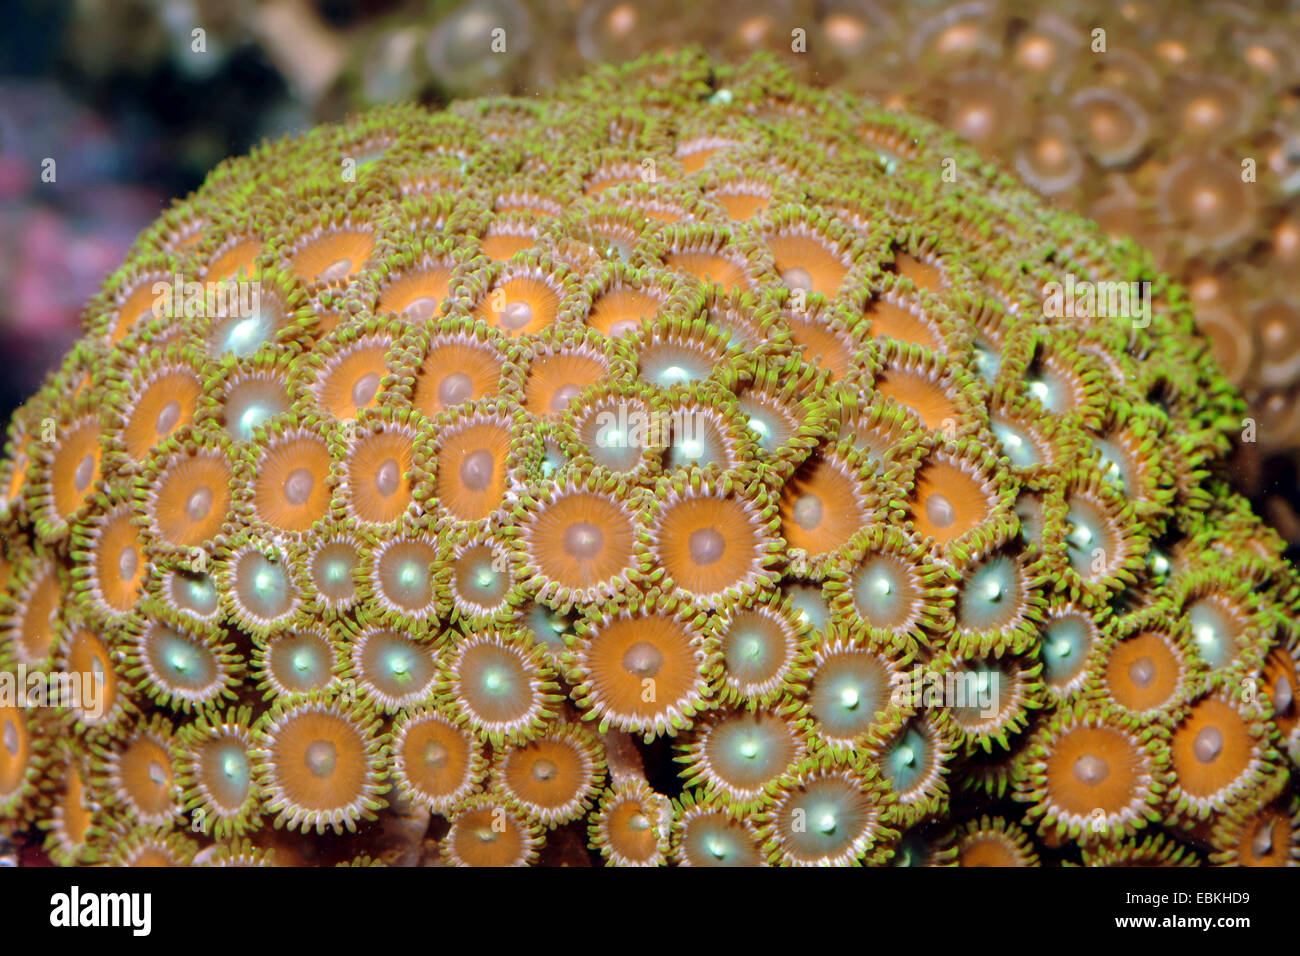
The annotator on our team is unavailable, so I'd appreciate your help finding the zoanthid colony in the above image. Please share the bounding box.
[0,53,1296,866]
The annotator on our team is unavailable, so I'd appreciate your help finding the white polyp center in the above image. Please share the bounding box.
[532,758,557,782]
[2,720,17,756]
[500,300,533,331]
[1068,523,1094,548]
[459,449,494,491]
[839,686,860,710]
[118,546,139,581]
[319,257,353,281]
[155,400,181,435]
[185,577,215,607]
[351,372,380,409]
[564,521,605,560]
[924,492,956,528]
[148,760,166,787]
[283,467,314,506]
[186,487,213,522]
[424,741,448,769]
[781,266,814,292]
[398,561,422,589]
[1252,824,1275,858]
[74,453,95,492]
[657,364,690,386]
[375,458,401,497]
[401,296,438,321]
[1275,676,1294,714]
[622,641,663,678]
[688,526,726,565]
[253,566,281,598]
[437,372,474,407]
[792,493,823,530]
[239,405,271,437]
[550,383,582,414]
[1194,726,1224,764]
[482,667,507,694]
[1072,753,1109,785]
[169,646,194,674]
[1128,655,1155,688]
[304,740,338,777]
[225,316,261,353]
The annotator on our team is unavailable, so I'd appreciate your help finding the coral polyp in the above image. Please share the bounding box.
[1,51,1297,866]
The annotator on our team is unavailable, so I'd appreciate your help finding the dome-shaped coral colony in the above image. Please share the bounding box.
[1,52,1298,867]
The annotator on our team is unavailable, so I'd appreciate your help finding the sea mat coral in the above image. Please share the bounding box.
[0,51,1295,866]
